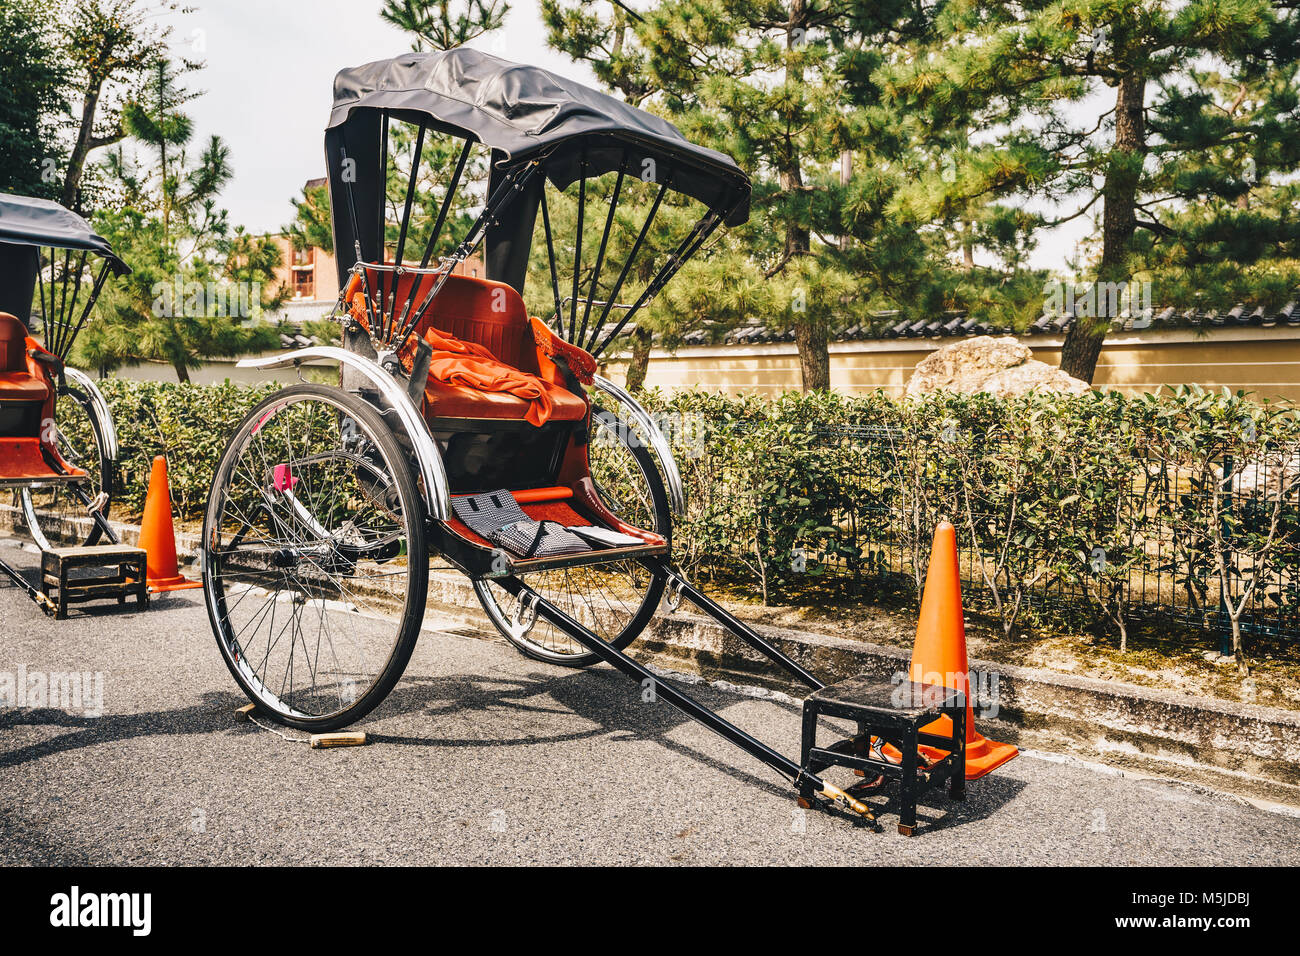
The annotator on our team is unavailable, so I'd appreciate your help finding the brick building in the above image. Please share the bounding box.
[264,177,485,332]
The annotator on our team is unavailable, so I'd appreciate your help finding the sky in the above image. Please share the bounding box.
[151,0,596,236]
[150,0,1088,273]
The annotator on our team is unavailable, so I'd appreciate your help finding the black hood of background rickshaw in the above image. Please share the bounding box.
[324,48,751,294]
[0,193,129,325]
[0,194,130,275]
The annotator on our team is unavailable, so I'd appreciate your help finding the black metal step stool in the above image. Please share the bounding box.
[41,545,149,619]
[799,676,966,835]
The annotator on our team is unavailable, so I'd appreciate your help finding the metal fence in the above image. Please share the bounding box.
[670,420,1300,643]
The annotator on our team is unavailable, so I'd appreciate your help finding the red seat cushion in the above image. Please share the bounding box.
[423,376,587,421]
[0,313,48,402]
[419,275,541,376]
[0,370,49,402]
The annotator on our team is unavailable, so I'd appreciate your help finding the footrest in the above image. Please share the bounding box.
[0,438,87,486]
[40,545,149,619]
[799,675,966,835]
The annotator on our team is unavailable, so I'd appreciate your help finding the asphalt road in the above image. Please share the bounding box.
[2,538,1299,866]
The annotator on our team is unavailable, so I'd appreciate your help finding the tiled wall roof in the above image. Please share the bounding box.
[269,296,1300,352]
[688,298,1300,347]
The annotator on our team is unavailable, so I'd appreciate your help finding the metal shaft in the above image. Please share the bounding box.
[500,576,874,820]
[656,563,824,691]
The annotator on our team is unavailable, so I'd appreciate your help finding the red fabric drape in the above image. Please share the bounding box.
[347,293,558,426]
[420,326,554,427]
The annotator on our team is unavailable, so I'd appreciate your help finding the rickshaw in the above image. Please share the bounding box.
[0,194,139,614]
[204,49,970,827]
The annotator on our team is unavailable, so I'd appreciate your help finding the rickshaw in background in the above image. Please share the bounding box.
[0,194,145,616]
[204,49,974,829]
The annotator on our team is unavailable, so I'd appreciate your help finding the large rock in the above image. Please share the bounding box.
[1223,452,1300,498]
[905,335,1091,398]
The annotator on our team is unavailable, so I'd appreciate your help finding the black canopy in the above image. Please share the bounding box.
[0,193,129,325]
[0,193,129,275]
[325,48,750,292]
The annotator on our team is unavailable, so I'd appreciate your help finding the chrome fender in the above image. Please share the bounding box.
[65,366,119,462]
[236,347,452,521]
[591,375,686,516]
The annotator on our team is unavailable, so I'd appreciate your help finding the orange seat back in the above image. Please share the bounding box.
[349,271,539,375]
[0,312,28,373]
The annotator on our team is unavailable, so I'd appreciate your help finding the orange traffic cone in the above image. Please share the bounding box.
[139,455,201,592]
[905,520,1017,779]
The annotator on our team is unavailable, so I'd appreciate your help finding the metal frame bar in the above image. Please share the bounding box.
[392,138,473,343]
[577,158,625,348]
[48,258,110,362]
[539,187,563,331]
[657,564,824,689]
[590,374,686,516]
[591,204,727,358]
[338,145,379,333]
[56,249,71,351]
[236,346,451,520]
[58,483,120,544]
[62,249,88,356]
[0,552,55,614]
[64,366,119,462]
[588,177,669,351]
[419,139,473,269]
[375,111,390,332]
[388,121,426,340]
[498,573,873,821]
[569,153,587,341]
[36,257,47,335]
[393,159,543,355]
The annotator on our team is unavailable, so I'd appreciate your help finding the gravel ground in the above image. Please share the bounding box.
[2,539,1298,866]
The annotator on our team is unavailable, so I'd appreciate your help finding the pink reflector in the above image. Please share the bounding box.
[273,463,298,492]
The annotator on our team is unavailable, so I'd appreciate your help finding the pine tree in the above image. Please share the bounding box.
[381,123,488,263]
[351,0,510,272]
[881,0,1300,382]
[519,168,763,390]
[542,1,961,391]
[82,57,281,381]
[542,0,653,104]
[538,2,761,388]
[637,0,859,390]
[287,181,333,255]
[380,0,509,51]
[0,0,67,200]
[1133,64,1300,305]
[61,1,180,210]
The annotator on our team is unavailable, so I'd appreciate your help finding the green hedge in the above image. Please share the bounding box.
[93,379,1300,664]
[99,379,278,521]
[633,387,1300,663]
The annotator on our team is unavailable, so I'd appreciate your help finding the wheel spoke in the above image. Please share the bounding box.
[475,407,668,663]
[204,387,425,725]
[21,387,110,549]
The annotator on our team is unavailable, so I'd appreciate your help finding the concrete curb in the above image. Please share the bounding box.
[7,507,1298,803]
[636,606,1300,799]
[422,570,1300,804]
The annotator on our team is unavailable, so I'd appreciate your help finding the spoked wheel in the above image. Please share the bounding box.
[473,406,671,667]
[202,384,428,731]
[18,384,113,549]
